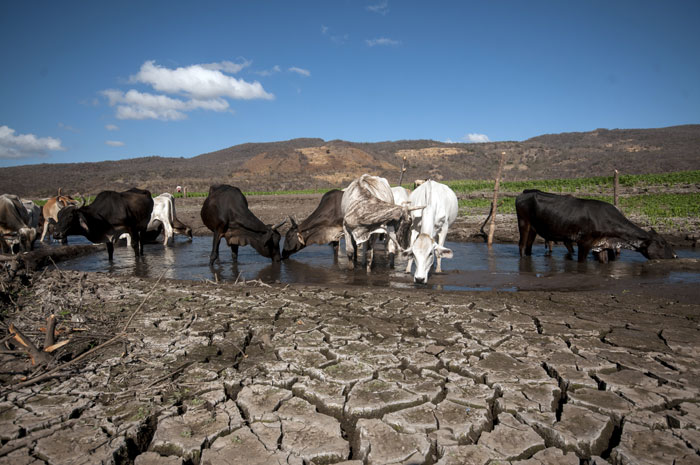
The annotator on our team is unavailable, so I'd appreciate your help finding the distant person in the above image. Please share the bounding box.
[176,185,182,193]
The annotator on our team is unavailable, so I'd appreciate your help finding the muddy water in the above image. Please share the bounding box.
[56,236,700,293]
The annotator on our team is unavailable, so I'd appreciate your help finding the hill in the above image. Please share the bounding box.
[2,125,699,197]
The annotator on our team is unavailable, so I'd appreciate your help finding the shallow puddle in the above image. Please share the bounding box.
[55,236,700,293]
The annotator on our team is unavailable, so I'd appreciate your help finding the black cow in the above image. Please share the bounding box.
[53,188,154,260]
[516,189,676,262]
[282,189,344,259]
[201,184,286,266]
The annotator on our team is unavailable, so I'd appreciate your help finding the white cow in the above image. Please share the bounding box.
[21,199,41,229]
[387,186,411,266]
[120,193,192,246]
[341,175,418,271]
[404,180,458,283]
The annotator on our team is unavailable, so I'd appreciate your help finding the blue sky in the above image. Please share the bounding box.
[1,1,699,167]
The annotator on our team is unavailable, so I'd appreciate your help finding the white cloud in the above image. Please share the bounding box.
[366,37,401,47]
[0,125,65,159]
[200,59,251,74]
[463,133,490,143]
[130,60,273,100]
[102,89,229,121]
[256,65,281,77]
[289,67,311,77]
[105,124,119,131]
[367,0,389,15]
[105,140,125,147]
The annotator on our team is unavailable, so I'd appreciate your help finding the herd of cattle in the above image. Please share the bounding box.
[0,174,677,284]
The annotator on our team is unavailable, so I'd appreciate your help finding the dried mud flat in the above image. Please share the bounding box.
[1,266,700,465]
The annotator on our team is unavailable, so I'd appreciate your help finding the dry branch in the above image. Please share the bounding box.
[44,314,57,348]
[8,324,53,366]
[4,268,169,391]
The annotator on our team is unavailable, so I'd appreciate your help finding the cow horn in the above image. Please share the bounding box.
[407,205,426,212]
[272,219,287,230]
[57,187,62,196]
[77,193,86,208]
[289,216,297,228]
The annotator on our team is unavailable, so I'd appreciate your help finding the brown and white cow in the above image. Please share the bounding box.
[40,188,79,243]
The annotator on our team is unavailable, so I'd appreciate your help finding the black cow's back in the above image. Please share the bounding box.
[201,184,265,233]
[87,189,153,230]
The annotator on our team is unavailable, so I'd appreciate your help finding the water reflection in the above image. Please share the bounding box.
[56,237,700,293]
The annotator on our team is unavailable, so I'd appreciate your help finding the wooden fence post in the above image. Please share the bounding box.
[183,186,188,198]
[487,152,506,248]
[613,169,619,207]
[398,156,407,186]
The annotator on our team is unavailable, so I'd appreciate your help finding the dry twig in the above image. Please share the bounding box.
[4,268,169,391]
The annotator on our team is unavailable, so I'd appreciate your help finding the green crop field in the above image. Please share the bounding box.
[31,170,699,224]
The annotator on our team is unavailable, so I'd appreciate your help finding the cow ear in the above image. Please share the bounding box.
[435,245,453,259]
[297,232,306,245]
[78,212,89,233]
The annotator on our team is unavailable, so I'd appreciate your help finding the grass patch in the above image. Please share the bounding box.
[459,193,700,224]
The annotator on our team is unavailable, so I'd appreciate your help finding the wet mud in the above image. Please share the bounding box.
[1,193,699,464]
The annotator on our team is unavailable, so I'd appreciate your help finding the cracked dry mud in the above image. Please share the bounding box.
[1,271,700,465]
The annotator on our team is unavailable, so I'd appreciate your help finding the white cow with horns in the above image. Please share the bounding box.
[404,180,458,283]
[341,175,421,271]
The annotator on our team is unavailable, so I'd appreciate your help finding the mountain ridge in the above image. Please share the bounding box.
[2,125,699,197]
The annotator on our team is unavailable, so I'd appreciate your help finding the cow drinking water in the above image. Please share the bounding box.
[201,184,286,266]
[516,189,676,262]
[282,189,344,259]
[403,180,458,284]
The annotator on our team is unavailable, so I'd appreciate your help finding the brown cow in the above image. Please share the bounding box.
[40,188,79,243]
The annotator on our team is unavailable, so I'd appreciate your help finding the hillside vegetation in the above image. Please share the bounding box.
[1,125,699,197]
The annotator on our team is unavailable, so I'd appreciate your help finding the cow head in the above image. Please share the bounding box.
[391,205,424,250]
[404,233,453,284]
[53,206,89,240]
[640,228,677,259]
[261,220,286,262]
[282,217,305,259]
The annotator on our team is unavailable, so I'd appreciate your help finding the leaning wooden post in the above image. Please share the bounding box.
[398,156,407,186]
[183,186,188,198]
[487,151,506,248]
[613,169,619,207]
